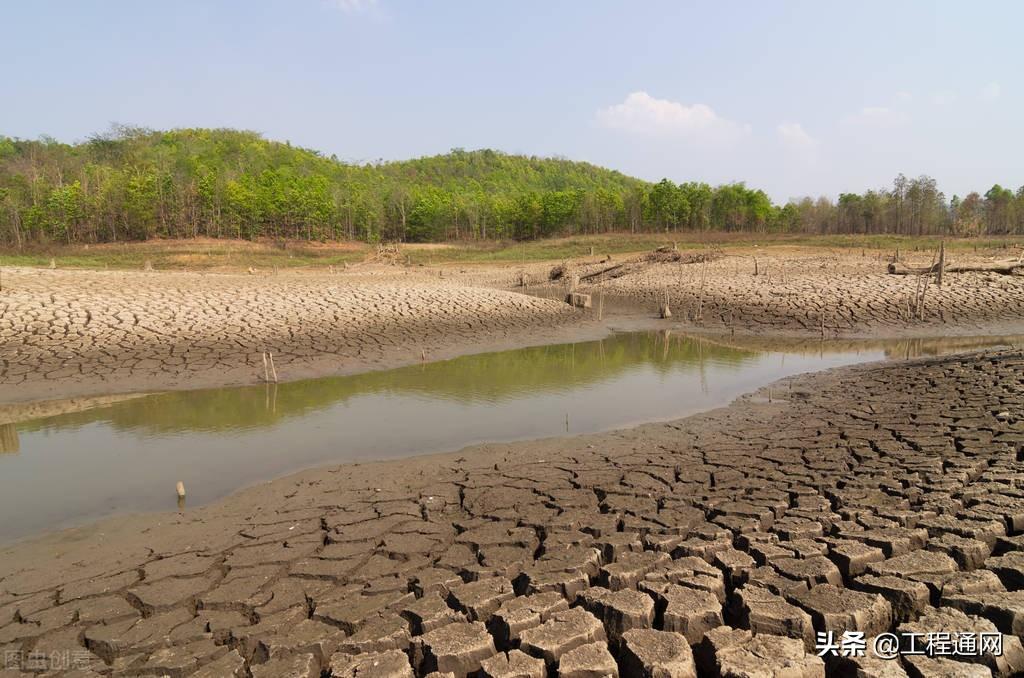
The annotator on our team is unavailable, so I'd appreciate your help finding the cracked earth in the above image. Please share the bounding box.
[532,250,1024,337]
[3,350,1024,677]
[0,267,584,404]
[5,251,1024,404]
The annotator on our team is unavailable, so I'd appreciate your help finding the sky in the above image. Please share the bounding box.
[2,0,1021,203]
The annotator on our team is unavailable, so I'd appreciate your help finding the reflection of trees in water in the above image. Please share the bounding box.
[684,333,1024,361]
[21,332,759,436]
[881,336,1024,360]
[23,331,1020,439]
[0,424,19,454]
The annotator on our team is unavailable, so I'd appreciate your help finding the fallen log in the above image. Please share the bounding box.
[887,259,1024,275]
[579,264,626,282]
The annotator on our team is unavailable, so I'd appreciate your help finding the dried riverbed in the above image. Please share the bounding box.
[2,349,1024,676]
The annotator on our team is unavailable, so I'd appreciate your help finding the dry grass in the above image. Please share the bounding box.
[3,233,1024,272]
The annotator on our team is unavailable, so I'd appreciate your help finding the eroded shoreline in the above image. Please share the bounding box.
[6,250,1024,406]
[2,349,1024,676]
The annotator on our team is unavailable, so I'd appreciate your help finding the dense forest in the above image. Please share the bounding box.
[1,126,1023,248]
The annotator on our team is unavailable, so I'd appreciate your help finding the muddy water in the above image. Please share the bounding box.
[2,331,1021,543]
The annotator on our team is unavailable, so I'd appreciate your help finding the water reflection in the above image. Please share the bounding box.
[0,424,18,454]
[0,331,1020,543]
[14,331,759,435]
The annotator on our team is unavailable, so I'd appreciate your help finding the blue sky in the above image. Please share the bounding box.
[2,0,1020,202]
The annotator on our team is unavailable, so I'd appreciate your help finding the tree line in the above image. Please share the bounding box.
[1,126,1022,248]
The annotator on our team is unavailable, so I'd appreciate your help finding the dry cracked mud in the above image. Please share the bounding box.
[535,249,1024,338]
[5,250,1024,404]
[3,349,1024,676]
[0,267,583,404]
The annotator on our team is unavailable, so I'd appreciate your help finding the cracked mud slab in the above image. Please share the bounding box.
[531,249,1024,339]
[7,249,1024,406]
[0,267,585,404]
[2,349,1024,675]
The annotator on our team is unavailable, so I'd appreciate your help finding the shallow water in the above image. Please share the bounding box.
[1,331,1020,543]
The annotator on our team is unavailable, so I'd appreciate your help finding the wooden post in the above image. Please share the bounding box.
[262,352,270,383]
[268,352,279,383]
[937,241,945,287]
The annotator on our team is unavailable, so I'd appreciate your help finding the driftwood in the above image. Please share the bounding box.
[568,247,721,286]
[887,259,1024,276]
[579,264,626,282]
[643,248,723,265]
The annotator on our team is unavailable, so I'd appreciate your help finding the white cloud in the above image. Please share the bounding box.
[895,91,913,103]
[777,122,816,149]
[842,106,910,128]
[327,0,378,13]
[595,91,751,146]
[777,122,819,164]
[931,91,957,106]
[982,82,1001,100]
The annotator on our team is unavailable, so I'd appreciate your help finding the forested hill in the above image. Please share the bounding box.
[1,126,1022,248]
[0,127,649,245]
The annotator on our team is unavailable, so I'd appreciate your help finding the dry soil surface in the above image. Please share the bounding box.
[0,267,586,404]
[533,248,1024,338]
[6,250,1024,404]
[2,350,1024,676]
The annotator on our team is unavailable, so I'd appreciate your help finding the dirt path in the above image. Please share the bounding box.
[2,350,1023,675]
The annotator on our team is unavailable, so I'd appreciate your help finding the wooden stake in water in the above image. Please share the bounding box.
[268,352,279,383]
[262,352,270,383]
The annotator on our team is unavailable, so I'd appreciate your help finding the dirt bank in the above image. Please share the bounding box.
[528,247,1024,338]
[0,266,594,404]
[4,248,1024,405]
[1,350,1023,675]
